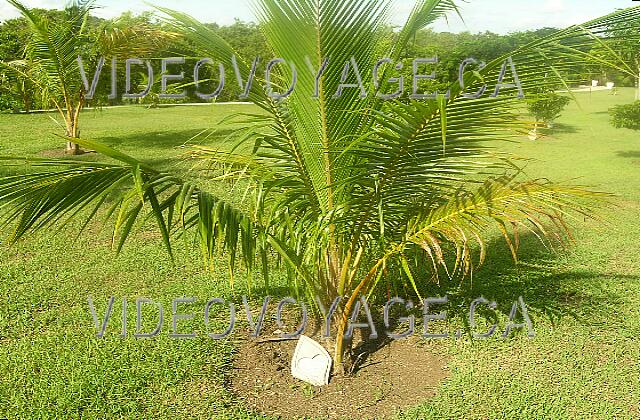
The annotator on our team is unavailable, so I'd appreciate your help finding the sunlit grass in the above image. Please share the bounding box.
[1,90,639,418]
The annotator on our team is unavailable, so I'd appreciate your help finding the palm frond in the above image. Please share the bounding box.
[2,1,637,313]
[0,139,261,281]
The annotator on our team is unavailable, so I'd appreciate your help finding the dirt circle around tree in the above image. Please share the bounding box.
[230,324,450,420]
[38,148,96,158]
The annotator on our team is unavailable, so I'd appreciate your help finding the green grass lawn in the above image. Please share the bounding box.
[1,90,639,419]
[0,104,255,162]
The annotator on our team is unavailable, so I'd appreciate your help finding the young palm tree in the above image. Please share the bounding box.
[0,0,171,154]
[1,0,639,372]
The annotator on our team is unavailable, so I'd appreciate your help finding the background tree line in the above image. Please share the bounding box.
[0,9,636,113]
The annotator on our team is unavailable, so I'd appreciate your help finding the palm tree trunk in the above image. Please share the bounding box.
[327,248,349,373]
[66,140,80,155]
[332,260,381,374]
[65,103,83,155]
[636,66,640,101]
[528,120,539,141]
[334,311,348,373]
[21,91,31,113]
[65,117,80,155]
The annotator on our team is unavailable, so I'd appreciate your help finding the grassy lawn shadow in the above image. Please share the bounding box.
[100,127,237,149]
[548,123,579,134]
[407,231,637,332]
[616,150,640,159]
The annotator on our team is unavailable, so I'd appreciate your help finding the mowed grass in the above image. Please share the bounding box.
[0,104,257,168]
[0,90,639,419]
[403,88,640,419]
[0,104,264,418]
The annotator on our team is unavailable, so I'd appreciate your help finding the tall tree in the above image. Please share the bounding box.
[615,22,640,99]
[588,16,640,97]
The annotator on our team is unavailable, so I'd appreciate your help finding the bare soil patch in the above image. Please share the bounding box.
[38,148,96,158]
[230,319,449,420]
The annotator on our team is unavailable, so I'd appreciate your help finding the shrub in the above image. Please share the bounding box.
[527,92,572,126]
[0,93,20,112]
[610,101,640,130]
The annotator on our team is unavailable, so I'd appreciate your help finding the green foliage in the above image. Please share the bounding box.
[0,12,607,112]
[1,0,640,366]
[0,17,29,61]
[610,100,640,130]
[527,92,572,124]
[405,28,561,90]
[1,89,640,417]
[209,20,269,102]
[0,93,20,112]
[588,16,640,90]
[0,0,174,151]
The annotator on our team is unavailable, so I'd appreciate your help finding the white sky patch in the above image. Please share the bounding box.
[0,0,633,34]
[542,0,568,14]
[0,0,62,20]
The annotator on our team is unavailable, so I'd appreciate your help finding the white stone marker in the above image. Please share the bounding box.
[290,335,332,386]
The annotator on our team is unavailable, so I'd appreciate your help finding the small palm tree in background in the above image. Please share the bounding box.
[1,0,639,372]
[527,91,572,139]
[0,0,170,154]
